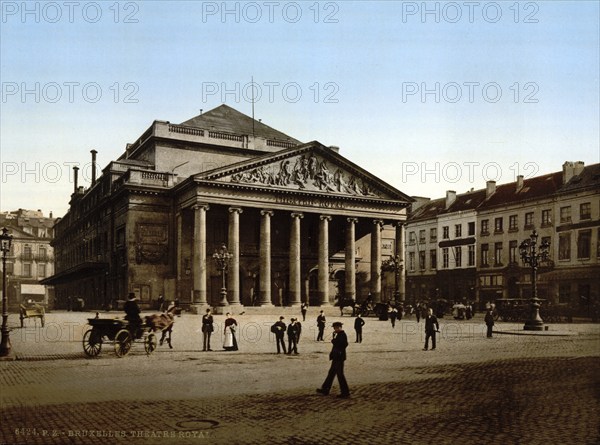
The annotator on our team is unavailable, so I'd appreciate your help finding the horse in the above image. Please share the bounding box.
[335,295,357,316]
[144,305,176,348]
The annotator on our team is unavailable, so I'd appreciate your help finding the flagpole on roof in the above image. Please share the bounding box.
[251,76,255,138]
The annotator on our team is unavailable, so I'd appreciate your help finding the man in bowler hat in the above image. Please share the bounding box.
[316,321,350,398]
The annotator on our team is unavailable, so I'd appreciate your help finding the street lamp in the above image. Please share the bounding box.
[0,227,14,357]
[519,230,550,331]
[382,254,403,303]
[212,243,232,307]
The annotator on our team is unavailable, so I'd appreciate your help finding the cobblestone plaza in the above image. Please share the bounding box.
[1,310,599,444]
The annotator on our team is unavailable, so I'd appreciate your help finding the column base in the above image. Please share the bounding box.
[0,351,16,361]
[188,304,211,315]
[226,303,244,315]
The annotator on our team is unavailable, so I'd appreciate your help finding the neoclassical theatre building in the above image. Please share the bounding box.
[46,105,412,311]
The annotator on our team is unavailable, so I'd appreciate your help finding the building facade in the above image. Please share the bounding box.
[405,161,600,315]
[45,105,412,311]
[0,209,56,309]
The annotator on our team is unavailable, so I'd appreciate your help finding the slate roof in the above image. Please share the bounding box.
[408,163,599,219]
[478,172,563,210]
[479,163,599,210]
[181,104,301,144]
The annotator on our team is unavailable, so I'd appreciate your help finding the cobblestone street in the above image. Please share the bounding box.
[1,311,599,445]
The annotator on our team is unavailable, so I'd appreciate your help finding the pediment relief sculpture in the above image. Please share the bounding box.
[228,154,380,197]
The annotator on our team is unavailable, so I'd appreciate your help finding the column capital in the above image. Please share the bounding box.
[192,203,210,211]
[373,219,384,227]
[260,209,274,217]
[320,215,332,221]
[290,212,304,219]
[346,217,358,224]
[392,220,405,227]
[229,207,243,214]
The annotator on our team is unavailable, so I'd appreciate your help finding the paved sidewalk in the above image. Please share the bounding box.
[1,311,599,445]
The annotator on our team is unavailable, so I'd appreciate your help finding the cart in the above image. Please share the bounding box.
[82,318,157,358]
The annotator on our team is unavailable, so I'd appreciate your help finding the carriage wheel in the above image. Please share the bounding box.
[114,329,132,357]
[145,333,157,355]
[83,329,102,357]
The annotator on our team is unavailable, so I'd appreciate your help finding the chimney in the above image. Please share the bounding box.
[90,149,98,186]
[445,190,456,209]
[562,161,585,184]
[73,166,79,193]
[573,161,585,177]
[410,196,431,212]
[49,211,53,218]
[516,175,524,192]
[486,180,496,198]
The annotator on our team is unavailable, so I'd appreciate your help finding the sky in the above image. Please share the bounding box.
[1,1,599,217]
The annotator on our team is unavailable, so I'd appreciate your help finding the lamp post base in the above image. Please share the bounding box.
[0,326,13,359]
[523,299,544,331]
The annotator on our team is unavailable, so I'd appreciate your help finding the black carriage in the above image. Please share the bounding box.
[82,318,157,358]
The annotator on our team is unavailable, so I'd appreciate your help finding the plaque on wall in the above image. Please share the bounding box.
[135,223,169,264]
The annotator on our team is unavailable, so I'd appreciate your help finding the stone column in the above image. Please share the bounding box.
[227,207,243,309]
[371,219,384,303]
[345,218,357,301]
[395,222,406,303]
[289,212,303,306]
[318,215,332,306]
[176,212,183,281]
[191,204,209,313]
[259,210,274,306]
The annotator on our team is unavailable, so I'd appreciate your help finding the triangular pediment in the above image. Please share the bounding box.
[196,142,411,202]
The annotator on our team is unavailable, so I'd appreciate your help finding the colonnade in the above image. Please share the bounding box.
[185,205,405,308]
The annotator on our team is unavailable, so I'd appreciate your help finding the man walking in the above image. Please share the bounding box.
[389,305,398,328]
[316,310,326,341]
[423,308,439,351]
[316,321,350,398]
[354,314,365,343]
[301,302,308,321]
[273,316,287,354]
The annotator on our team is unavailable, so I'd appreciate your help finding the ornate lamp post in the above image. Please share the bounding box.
[0,227,14,357]
[382,254,403,303]
[519,230,550,331]
[212,243,232,307]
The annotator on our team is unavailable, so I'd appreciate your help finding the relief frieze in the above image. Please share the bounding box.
[229,153,381,197]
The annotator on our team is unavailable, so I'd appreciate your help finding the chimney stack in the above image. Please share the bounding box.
[50,211,53,218]
[516,175,524,192]
[73,166,79,193]
[445,190,456,209]
[486,180,496,198]
[563,161,585,184]
[91,149,97,186]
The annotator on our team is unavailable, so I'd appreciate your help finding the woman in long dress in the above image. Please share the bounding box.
[223,313,238,351]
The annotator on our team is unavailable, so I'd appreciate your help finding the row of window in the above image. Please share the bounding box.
[407,228,599,272]
[409,203,594,245]
[8,244,49,260]
[4,262,48,278]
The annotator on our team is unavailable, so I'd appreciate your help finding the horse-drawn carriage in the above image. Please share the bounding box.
[82,318,157,357]
[82,309,175,358]
[335,296,389,319]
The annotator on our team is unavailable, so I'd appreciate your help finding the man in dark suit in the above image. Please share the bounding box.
[273,316,287,354]
[423,308,439,351]
[287,318,299,354]
[316,321,350,398]
[316,310,326,341]
[354,314,365,343]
